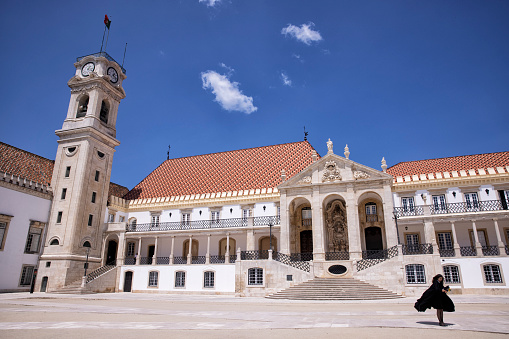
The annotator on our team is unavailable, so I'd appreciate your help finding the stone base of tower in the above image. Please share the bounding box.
[35,256,102,293]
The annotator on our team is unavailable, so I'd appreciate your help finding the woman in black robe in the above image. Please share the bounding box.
[414,274,455,326]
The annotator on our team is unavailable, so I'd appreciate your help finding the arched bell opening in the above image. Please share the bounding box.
[288,197,312,256]
[100,100,109,123]
[76,95,89,118]
[322,195,348,253]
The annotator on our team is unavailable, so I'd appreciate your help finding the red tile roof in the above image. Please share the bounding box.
[387,151,509,178]
[124,141,318,200]
[0,141,128,197]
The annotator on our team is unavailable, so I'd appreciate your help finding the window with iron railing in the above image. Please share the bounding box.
[19,266,35,286]
[438,232,453,250]
[175,271,186,287]
[25,226,42,254]
[182,213,190,226]
[483,264,503,283]
[148,271,158,287]
[405,233,419,251]
[151,215,160,227]
[432,195,447,211]
[443,265,461,284]
[248,267,263,285]
[465,193,479,210]
[302,207,312,226]
[126,242,135,257]
[402,197,415,213]
[204,271,214,288]
[211,211,220,223]
[405,264,426,284]
[365,203,377,222]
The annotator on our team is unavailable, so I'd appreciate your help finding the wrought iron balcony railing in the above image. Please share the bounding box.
[124,257,136,265]
[325,251,350,261]
[273,252,310,272]
[460,246,477,256]
[366,215,378,222]
[439,249,455,257]
[402,243,433,255]
[290,253,313,261]
[241,250,270,260]
[393,206,424,217]
[482,246,499,256]
[126,215,280,232]
[431,200,504,215]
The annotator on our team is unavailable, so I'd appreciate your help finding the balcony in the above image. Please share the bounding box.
[393,206,424,217]
[394,200,505,218]
[401,243,433,255]
[366,215,378,222]
[126,215,280,232]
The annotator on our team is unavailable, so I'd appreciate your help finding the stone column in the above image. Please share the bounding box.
[423,220,438,253]
[170,236,175,264]
[493,218,507,256]
[206,234,211,264]
[246,230,255,251]
[136,237,141,265]
[116,232,126,266]
[382,185,399,248]
[152,236,158,266]
[312,187,325,261]
[187,235,193,264]
[279,192,290,254]
[225,233,230,264]
[472,220,483,256]
[346,185,361,260]
[450,221,461,257]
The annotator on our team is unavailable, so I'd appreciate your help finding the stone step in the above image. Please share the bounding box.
[266,277,402,300]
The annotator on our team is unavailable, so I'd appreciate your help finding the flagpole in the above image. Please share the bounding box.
[100,25,106,53]
[122,43,127,68]
[104,27,110,53]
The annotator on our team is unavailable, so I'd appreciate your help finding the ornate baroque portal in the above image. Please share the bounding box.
[324,200,349,252]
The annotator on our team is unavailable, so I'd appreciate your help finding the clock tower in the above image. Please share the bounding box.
[37,52,126,291]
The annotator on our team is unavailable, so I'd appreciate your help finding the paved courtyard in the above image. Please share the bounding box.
[0,292,508,338]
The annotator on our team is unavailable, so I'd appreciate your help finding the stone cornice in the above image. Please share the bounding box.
[392,172,509,191]
[68,75,125,101]
[0,171,52,200]
[125,225,281,238]
[396,210,509,224]
[55,126,120,148]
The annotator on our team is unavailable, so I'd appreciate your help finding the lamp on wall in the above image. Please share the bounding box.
[452,191,456,198]
[485,189,490,195]
[405,226,408,231]
[230,208,233,213]
[169,212,172,217]
[199,210,202,215]
[263,206,266,212]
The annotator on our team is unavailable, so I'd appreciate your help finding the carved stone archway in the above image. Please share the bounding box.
[324,199,349,252]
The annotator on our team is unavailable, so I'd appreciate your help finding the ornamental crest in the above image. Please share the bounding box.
[322,161,342,182]
[297,176,312,185]
[353,170,370,180]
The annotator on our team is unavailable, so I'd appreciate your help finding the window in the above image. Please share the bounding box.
[127,242,135,257]
[19,266,35,286]
[402,197,415,212]
[91,192,96,203]
[465,193,479,210]
[65,166,71,178]
[437,232,453,250]
[243,209,250,221]
[88,214,93,226]
[56,211,63,223]
[175,271,186,287]
[405,233,419,251]
[61,188,67,200]
[248,268,263,285]
[94,170,100,182]
[25,226,42,253]
[46,262,51,268]
[148,271,158,287]
[0,220,9,250]
[301,207,312,226]
[211,211,220,223]
[405,264,426,284]
[119,216,125,222]
[130,219,137,231]
[151,215,160,227]
[365,204,376,215]
[50,239,59,245]
[483,264,503,283]
[204,271,215,288]
[277,206,281,218]
[108,214,115,223]
[432,195,446,211]
[469,229,488,247]
[182,213,190,226]
[443,265,461,284]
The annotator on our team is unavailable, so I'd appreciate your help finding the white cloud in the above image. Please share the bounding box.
[292,53,304,63]
[281,22,323,45]
[281,72,292,86]
[201,70,257,114]
[220,63,235,75]
[199,0,221,7]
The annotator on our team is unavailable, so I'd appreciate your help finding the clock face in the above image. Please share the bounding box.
[81,62,95,77]
[107,67,119,83]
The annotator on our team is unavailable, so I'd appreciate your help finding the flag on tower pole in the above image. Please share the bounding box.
[104,15,111,29]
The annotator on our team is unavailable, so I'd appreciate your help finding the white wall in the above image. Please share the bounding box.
[0,186,51,291]
[119,264,235,293]
[441,257,509,289]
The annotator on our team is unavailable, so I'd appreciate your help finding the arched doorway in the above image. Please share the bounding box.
[300,230,313,257]
[288,197,312,255]
[219,238,236,256]
[259,236,278,253]
[365,226,383,252]
[183,239,199,257]
[123,271,133,292]
[106,240,118,265]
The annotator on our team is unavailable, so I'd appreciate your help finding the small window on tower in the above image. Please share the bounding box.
[76,95,89,118]
[56,212,63,224]
[88,214,93,226]
[65,166,71,178]
[61,188,67,200]
[95,171,100,182]
[91,192,96,203]
[100,100,109,124]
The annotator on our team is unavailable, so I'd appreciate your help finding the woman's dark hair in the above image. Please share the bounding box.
[433,274,444,282]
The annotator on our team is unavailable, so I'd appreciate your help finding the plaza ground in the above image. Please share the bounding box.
[0,292,508,338]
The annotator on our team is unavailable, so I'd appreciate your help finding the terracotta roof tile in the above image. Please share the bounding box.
[387,151,509,178]
[124,141,318,200]
[1,141,127,197]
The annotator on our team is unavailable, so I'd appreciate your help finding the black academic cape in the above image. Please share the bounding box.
[414,279,455,312]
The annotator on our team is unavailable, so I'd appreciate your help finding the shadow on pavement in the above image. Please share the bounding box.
[417,321,453,327]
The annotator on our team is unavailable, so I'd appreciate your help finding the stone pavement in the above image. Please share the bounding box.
[0,292,508,338]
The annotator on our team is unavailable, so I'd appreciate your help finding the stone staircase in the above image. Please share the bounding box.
[53,265,116,294]
[266,277,403,300]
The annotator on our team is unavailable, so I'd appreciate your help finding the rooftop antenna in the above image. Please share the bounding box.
[167,145,171,160]
[303,126,309,141]
[121,43,127,68]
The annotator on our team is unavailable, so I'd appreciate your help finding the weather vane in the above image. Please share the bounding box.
[167,145,171,160]
[304,126,309,141]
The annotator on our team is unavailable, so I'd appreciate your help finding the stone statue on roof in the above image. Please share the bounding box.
[327,138,333,154]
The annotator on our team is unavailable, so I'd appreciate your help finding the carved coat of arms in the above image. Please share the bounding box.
[322,161,342,182]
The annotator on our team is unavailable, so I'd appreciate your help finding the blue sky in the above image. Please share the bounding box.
[1,1,508,189]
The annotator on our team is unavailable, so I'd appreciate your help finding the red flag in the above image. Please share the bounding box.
[104,15,111,29]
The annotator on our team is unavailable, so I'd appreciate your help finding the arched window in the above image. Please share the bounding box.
[76,95,89,118]
[129,218,137,231]
[405,264,426,284]
[443,265,461,284]
[204,271,215,288]
[83,241,91,248]
[248,267,263,285]
[148,271,158,287]
[50,239,59,245]
[100,100,109,123]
